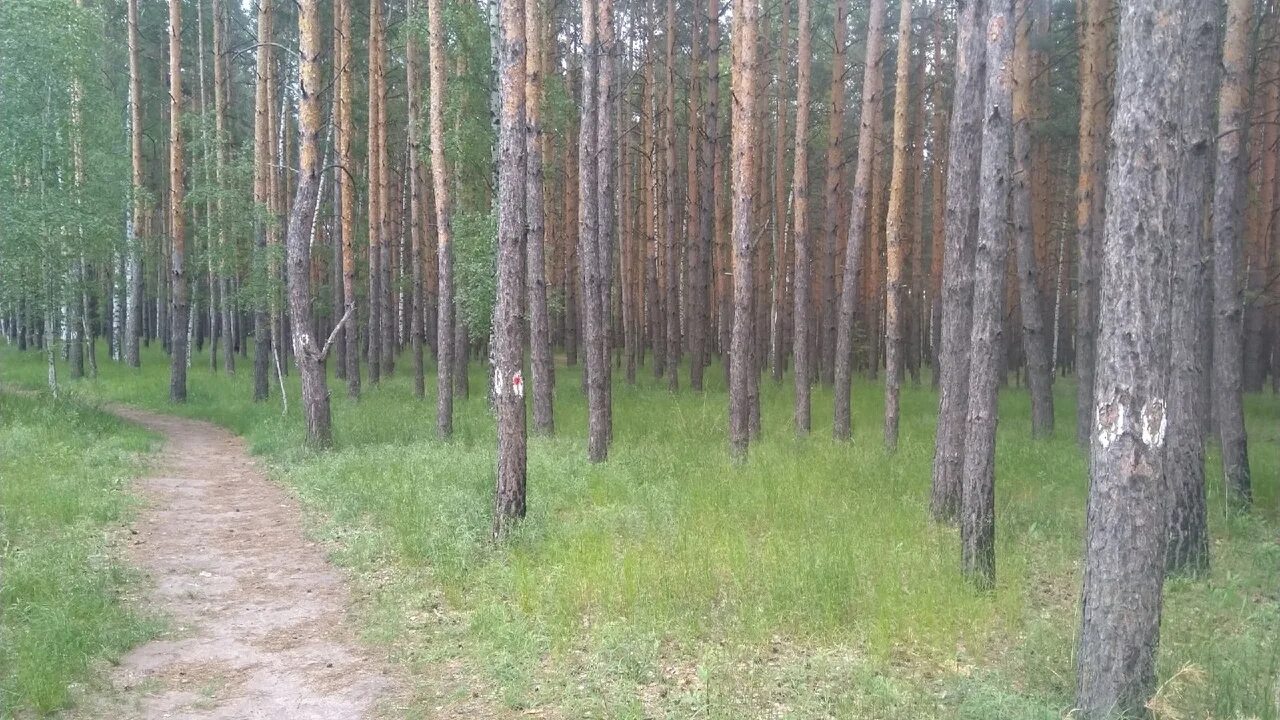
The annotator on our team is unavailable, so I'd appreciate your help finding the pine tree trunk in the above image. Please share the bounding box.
[831,0,886,440]
[880,0,911,451]
[125,0,144,369]
[819,0,847,387]
[526,0,555,434]
[769,0,791,385]
[1211,0,1253,510]
[929,0,985,522]
[728,0,760,460]
[790,0,813,435]
[168,0,189,403]
[927,7,947,388]
[579,0,609,461]
[959,0,1013,589]
[1012,0,1053,436]
[407,0,427,399]
[663,0,680,391]
[367,0,384,385]
[337,0,361,398]
[252,0,274,402]
[1075,0,1187,713]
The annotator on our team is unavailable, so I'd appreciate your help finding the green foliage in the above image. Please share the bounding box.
[0,391,159,716]
[453,209,497,338]
[3,344,1277,719]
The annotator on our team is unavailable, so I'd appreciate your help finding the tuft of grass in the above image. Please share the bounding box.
[2,344,1276,718]
[0,389,160,717]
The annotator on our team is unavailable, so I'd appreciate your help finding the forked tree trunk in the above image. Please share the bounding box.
[929,0,986,522]
[831,0,886,441]
[1211,0,1253,510]
[959,0,1013,589]
[1075,0,1188,713]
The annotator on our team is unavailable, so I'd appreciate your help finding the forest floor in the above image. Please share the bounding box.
[2,344,1278,719]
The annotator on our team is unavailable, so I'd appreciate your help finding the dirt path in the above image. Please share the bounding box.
[80,405,400,719]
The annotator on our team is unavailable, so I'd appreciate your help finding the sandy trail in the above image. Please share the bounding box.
[78,404,399,719]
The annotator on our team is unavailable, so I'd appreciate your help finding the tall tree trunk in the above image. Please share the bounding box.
[663,0,680,391]
[1211,0,1253,510]
[367,0,384,385]
[596,0,616,446]
[407,0,427,399]
[580,0,609,461]
[831,0,886,440]
[790,0,813,434]
[769,0,791,385]
[1075,0,1187,713]
[819,0,848,386]
[125,0,144,369]
[252,0,274,402]
[693,0,719,391]
[928,6,947,388]
[880,0,911,450]
[494,0,529,535]
[959,0,1013,589]
[1011,0,1052,436]
[728,0,760,460]
[212,0,234,375]
[929,0,985,522]
[526,0,555,434]
[169,0,189,403]
[285,0,337,447]
[338,0,360,398]
[1073,0,1109,446]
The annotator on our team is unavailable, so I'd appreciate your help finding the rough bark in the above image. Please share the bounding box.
[494,0,529,536]
[881,0,910,451]
[252,0,274,402]
[790,0,813,435]
[1075,0,1185,713]
[125,0,144,369]
[429,0,456,436]
[769,0,791,385]
[367,0,384,385]
[169,0,189,403]
[1073,0,1109,446]
[407,0,427,399]
[1211,0,1253,510]
[832,0,886,440]
[526,0,555,434]
[1012,0,1052,436]
[337,0,360,398]
[579,0,609,461]
[728,0,760,460]
[959,0,1013,589]
[929,0,986,522]
[663,0,680,390]
[819,0,848,386]
[212,0,234,375]
[693,0,719,391]
[285,0,336,448]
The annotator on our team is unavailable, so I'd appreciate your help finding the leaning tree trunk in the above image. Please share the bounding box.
[790,0,814,435]
[1011,0,1053,437]
[929,0,986,522]
[168,0,189,403]
[1211,0,1253,511]
[831,0,884,441]
[959,0,1013,589]
[1075,0,1189,714]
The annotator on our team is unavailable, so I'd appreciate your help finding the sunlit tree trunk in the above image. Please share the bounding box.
[125,0,144,369]
[526,0,555,434]
[168,0,189,403]
[880,0,910,451]
[252,0,274,402]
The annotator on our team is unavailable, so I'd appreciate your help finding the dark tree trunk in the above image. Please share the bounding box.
[1012,0,1053,437]
[1075,0,1187,713]
[367,0,384,386]
[930,0,986,522]
[408,0,427,400]
[430,0,456,436]
[252,0,274,403]
[527,0,554,434]
[819,0,847,387]
[168,0,188,403]
[663,0,680,391]
[1211,0,1253,510]
[959,0,1013,589]
[1164,0,1217,576]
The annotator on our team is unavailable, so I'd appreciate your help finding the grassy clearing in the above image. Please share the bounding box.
[2,344,1276,718]
[0,389,159,717]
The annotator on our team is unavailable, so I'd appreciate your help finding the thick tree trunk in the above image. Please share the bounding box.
[819,0,848,387]
[429,0,456,436]
[1211,0,1253,510]
[790,0,813,435]
[728,0,760,460]
[579,0,609,461]
[929,0,985,522]
[1073,0,1109,446]
[526,0,554,434]
[285,0,336,448]
[494,0,529,535]
[959,0,1013,589]
[1012,0,1052,436]
[880,0,910,451]
[1075,0,1186,713]
[831,0,885,440]
[168,0,188,403]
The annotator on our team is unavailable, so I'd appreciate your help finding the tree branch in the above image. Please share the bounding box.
[318,302,355,361]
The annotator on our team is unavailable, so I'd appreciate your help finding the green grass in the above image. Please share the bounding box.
[0,388,159,717]
[2,343,1277,718]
